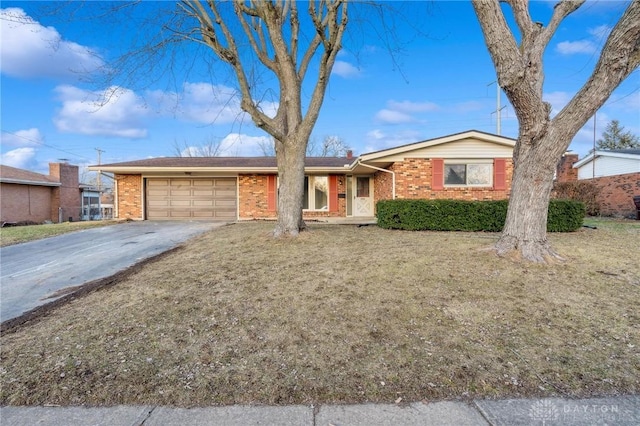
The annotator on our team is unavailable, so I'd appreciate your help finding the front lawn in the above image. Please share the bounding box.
[0,220,118,247]
[1,221,638,406]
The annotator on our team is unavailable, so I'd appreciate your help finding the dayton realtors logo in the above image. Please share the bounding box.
[529,400,559,425]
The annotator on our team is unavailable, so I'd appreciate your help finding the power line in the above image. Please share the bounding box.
[0,130,93,161]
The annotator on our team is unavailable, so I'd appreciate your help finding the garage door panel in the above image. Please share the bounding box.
[146,178,236,220]
[214,189,236,197]
[215,199,236,207]
[193,190,214,196]
[193,180,214,186]
[193,200,215,207]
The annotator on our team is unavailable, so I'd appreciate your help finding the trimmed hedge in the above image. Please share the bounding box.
[376,199,585,232]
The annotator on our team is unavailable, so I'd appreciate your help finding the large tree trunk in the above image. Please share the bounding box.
[495,133,563,262]
[273,137,307,237]
[472,0,640,263]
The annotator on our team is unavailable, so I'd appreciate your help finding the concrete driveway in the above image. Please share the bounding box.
[0,221,225,323]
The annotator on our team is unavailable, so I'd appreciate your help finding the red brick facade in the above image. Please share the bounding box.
[115,174,143,219]
[114,160,514,220]
[0,163,81,224]
[49,163,80,222]
[237,174,346,220]
[556,153,579,183]
[0,184,53,223]
[375,158,513,204]
[587,172,640,218]
[554,153,639,217]
[238,174,273,219]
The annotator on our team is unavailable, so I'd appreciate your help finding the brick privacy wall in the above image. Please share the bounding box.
[0,183,53,223]
[115,174,143,219]
[49,163,80,222]
[588,172,640,217]
[556,153,579,183]
[238,174,346,219]
[376,158,513,202]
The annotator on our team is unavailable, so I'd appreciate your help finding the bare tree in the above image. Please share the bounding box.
[257,138,276,157]
[472,0,640,262]
[178,1,348,236]
[307,135,350,156]
[171,135,223,157]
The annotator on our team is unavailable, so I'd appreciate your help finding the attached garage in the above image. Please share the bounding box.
[146,177,237,220]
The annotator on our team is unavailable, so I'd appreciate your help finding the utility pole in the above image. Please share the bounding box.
[488,81,506,135]
[95,148,105,191]
[592,112,596,179]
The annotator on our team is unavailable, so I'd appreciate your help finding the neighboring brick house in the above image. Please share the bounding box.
[89,130,516,221]
[558,149,640,218]
[0,163,82,224]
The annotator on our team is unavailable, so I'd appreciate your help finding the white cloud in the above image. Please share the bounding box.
[588,24,611,39]
[375,109,415,124]
[0,128,43,146]
[543,91,573,116]
[0,147,37,168]
[0,7,104,80]
[556,24,612,56]
[556,40,597,55]
[150,82,278,124]
[374,99,438,124]
[363,129,422,153]
[218,133,272,156]
[54,85,149,138]
[332,60,361,78]
[387,100,439,113]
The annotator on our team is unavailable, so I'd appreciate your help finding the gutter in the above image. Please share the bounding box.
[355,159,396,199]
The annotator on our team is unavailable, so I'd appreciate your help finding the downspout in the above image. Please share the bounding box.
[356,159,396,199]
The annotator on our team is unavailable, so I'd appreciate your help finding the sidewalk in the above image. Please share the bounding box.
[2,395,638,425]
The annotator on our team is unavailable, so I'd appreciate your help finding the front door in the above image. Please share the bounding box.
[353,176,373,216]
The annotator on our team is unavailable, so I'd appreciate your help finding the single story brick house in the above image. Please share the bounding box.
[557,149,639,217]
[89,130,516,221]
[1,163,83,224]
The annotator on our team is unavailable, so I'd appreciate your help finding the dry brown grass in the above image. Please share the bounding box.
[1,219,638,407]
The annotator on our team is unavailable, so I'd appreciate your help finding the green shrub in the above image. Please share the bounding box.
[377,199,585,232]
[547,199,586,232]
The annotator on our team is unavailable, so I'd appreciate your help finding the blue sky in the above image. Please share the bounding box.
[1,1,638,178]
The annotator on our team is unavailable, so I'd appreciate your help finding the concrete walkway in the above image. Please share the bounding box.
[1,396,638,425]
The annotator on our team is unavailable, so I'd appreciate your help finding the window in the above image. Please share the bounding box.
[444,163,492,186]
[303,176,329,210]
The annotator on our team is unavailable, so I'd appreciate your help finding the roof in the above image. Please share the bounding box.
[573,149,640,169]
[0,165,61,187]
[90,156,354,173]
[359,129,516,162]
[88,130,517,175]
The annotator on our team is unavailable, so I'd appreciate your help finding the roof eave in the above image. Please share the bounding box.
[89,166,352,174]
[0,178,61,187]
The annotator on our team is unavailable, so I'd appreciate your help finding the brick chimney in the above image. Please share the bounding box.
[346,150,353,160]
[49,162,81,222]
[555,152,579,183]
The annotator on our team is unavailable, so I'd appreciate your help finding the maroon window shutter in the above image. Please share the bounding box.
[267,175,277,211]
[329,175,339,212]
[494,158,506,190]
[431,159,444,190]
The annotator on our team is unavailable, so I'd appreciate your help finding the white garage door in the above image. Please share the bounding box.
[146,178,237,220]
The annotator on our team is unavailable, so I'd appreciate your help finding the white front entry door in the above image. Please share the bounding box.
[353,176,373,216]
